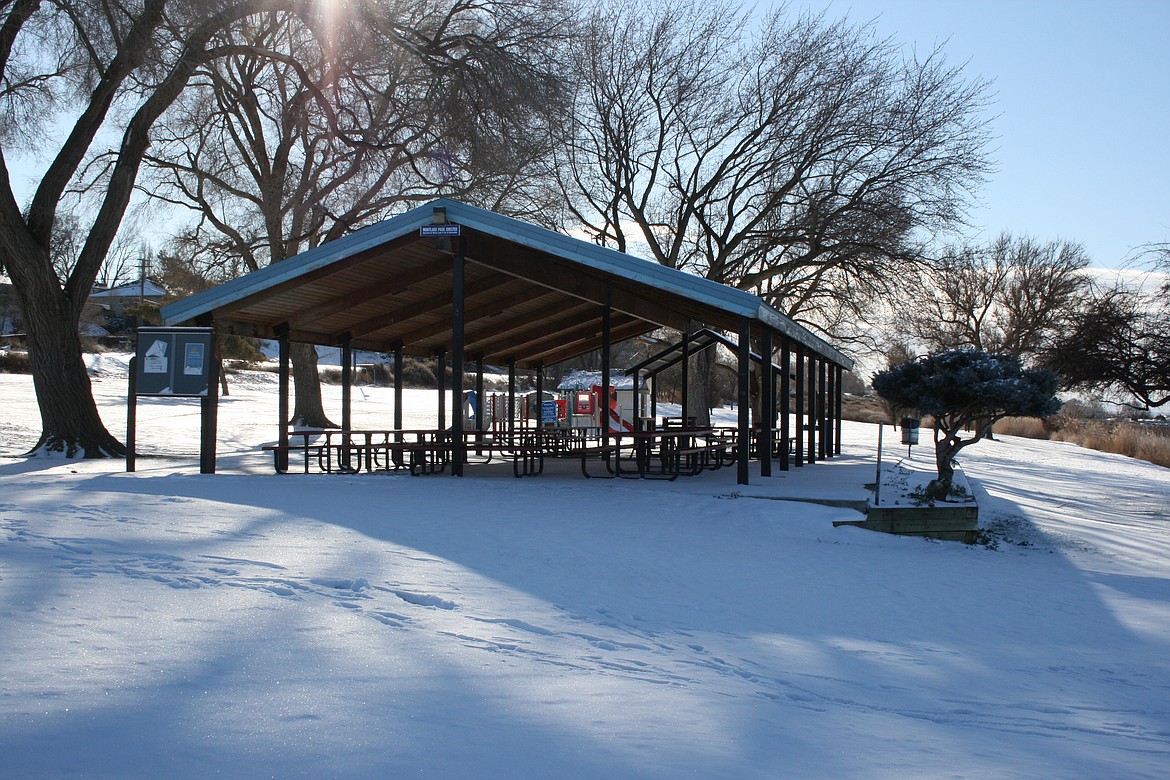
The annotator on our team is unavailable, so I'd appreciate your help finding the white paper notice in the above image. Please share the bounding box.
[144,340,168,374]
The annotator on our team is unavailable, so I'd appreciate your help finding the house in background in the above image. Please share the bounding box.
[89,280,167,318]
[86,280,167,336]
[2,278,167,341]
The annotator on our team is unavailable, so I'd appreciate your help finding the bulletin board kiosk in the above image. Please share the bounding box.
[126,326,218,473]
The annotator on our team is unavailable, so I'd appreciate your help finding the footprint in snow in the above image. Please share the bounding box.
[472,617,555,636]
[371,611,411,627]
[310,577,371,593]
[200,555,286,570]
[263,584,298,597]
[393,590,457,610]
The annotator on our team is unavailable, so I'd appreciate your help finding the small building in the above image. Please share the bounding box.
[88,280,167,321]
[557,370,650,431]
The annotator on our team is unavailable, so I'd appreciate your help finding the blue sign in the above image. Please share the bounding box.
[420,224,462,237]
[541,400,558,424]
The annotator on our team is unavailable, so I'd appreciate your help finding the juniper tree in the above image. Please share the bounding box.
[872,349,1060,500]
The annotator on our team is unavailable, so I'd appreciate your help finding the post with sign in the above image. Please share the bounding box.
[201,341,220,474]
[126,355,138,473]
[900,416,921,458]
[127,327,218,473]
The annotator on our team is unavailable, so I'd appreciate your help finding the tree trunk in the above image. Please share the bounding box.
[686,344,715,426]
[18,283,125,457]
[929,433,956,501]
[748,360,763,426]
[290,342,337,428]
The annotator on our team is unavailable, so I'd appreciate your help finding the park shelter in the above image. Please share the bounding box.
[161,199,853,483]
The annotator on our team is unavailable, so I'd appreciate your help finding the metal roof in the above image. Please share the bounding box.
[162,199,853,370]
[90,280,167,299]
[557,370,647,391]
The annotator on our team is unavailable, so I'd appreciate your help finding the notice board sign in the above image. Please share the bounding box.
[135,327,214,397]
[420,224,462,237]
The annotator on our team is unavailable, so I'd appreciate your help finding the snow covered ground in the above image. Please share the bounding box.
[2,355,1168,778]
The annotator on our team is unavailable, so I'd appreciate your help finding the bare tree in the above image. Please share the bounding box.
[896,234,1093,360]
[48,210,148,290]
[148,10,436,428]
[0,0,304,456]
[557,0,993,419]
[561,0,990,306]
[0,0,568,456]
[145,2,569,427]
[1042,247,1170,410]
[94,236,153,290]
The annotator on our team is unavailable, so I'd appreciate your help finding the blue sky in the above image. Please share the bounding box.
[6,1,1166,272]
[802,0,1170,268]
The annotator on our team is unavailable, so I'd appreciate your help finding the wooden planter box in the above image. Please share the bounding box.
[834,503,979,544]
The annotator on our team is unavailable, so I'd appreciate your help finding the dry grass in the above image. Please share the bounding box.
[993,417,1050,439]
[841,393,889,425]
[992,416,1170,470]
[1052,420,1170,469]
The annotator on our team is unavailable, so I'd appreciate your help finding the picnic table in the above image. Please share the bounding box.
[749,426,797,459]
[264,424,736,480]
[578,427,731,481]
[264,428,552,477]
[263,429,453,475]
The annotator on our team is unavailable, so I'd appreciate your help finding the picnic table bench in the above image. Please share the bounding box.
[614,428,725,481]
[463,431,545,477]
[574,427,736,480]
[264,429,452,476]
[674,435,733,476]
[578,442,624,478]
[264,428,550,477]
[262,424,748,480]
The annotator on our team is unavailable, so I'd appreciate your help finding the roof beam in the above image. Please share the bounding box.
[467,242,697,333]
[528,318,654,367]
[342,272,514,340]
[286,256,453,329]
[485,310,642,365]
[389,286,555,348]
[464,300,598,355]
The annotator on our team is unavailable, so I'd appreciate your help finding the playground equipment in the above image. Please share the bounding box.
[556,370,649,432]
